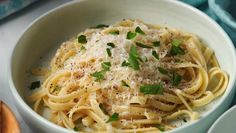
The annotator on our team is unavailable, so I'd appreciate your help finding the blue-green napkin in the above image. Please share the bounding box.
[181,0,236,44]
[0,0,37,20]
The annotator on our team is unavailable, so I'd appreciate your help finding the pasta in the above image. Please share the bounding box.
[28,19,228,132]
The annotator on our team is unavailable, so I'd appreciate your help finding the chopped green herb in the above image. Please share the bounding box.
[172,73,182,86]
[91,71,105,81]
[156,125,165,132]
[126,31,137,39]
[73,127,79,131]
[128,55,139,70]
[99,103,107,114]
[106,48,112,57]
[53,85,61,92]
[107,42,115,48]
[140,83,163,95]
[153,41,160,47]
[136,42,152,48]
[128,45,140,70]
[78,35,87,44]
[109,30,119,35]
[135,26,145,35]
[170,39,185,55]
[92,24,109,28]
[102,62,111,70]
[80,45,86,51]
[143,56,148,62]
[121,60,130,67]
[121,80,130,88]
[183,118,187,122]
[170,46,185,55]
[158,67,168,75]
[30,81,40,90]
[152,51,159,60]
[171,39,181,47]
[106,113,119,123]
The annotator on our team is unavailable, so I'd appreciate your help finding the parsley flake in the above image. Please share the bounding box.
[156,125,165,132]
[109,30,119,35]
[172,73,182,86]
[80,45,86,51]
[92,24,109,28]
[107,42,115,48]
[136,42,152,48]
[99,103,107,114]
[30,81,40,90]
[106,48,112,57]
[102,62,111,70]
[158,67,168,75]
[152,51,159,60]
[126,31,137,39]
[74,127,79,131]
[170,39,185,55]
[140,84,163,95]
[91,71,105,81]
[106,113,119,123]
[78,35,87,44]
[121,80,130,88]
[121,60,130,67]
[128,45,140,70]
[153,41,160,47]
[135,26,145,35]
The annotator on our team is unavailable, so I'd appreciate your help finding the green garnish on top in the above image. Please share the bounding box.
[92,24,109,29]
[106,48,112,57]
[30,81,40,90]
[140,83,163,95]
[73,127,79,131]
[121,60,130,67]
[135,26,145,35]
[170,39,185,55]
[156,124,165,132]
[99,103,107,114]
[80,45,86,51]
[153,41,161,47]
[107,42,115,48]
[128,45,140,70]
[136,42,152,48]
[121,80,130,88]
[158,67,168,75]
[152,50,159,60]
[78,35,87,44]
[109,30,119,35]
[171,72,182,86]
[91,62,111,81]
[126,31,137,40]
[91,71,105,81]
[102,62,111,70]
[106,113,119,123]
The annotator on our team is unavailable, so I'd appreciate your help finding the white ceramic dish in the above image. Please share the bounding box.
[8,0,236,132]
[208,105,236,133]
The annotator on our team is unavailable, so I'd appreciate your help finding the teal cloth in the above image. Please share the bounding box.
[0,0,37,20]
[181,0,236,44]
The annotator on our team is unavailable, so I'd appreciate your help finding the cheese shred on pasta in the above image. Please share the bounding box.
[29,19,228,132]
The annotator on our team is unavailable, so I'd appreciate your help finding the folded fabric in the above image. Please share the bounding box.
[0,0,37,20]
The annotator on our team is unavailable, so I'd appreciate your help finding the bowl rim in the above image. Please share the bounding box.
[8,0,236,132]
[208,105,236,133]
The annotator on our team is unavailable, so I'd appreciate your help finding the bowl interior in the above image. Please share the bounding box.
[10,0,236,132]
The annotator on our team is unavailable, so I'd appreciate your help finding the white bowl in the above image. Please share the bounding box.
[208,105,236,133]
[8,0,236,132]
